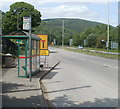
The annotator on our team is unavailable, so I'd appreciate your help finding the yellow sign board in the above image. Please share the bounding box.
[40,50,49,56]
[37,35,48,50]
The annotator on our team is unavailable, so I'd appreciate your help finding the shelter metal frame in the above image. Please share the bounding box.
[2,31,41,78]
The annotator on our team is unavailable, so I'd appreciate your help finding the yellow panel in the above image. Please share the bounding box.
[32,50,36,55]
[37,35,48,50]
[40,50,49,56]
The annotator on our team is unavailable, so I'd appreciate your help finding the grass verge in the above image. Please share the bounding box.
[63,48,119,60]
[84,47,118,53]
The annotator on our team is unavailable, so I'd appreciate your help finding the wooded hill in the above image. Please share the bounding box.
[34,18,118,48]
[34,18,101,34]
[34,18,102,43]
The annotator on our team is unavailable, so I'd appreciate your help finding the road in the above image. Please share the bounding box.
[42,47,118,107]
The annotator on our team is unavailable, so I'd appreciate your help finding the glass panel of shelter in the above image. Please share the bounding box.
[18,39,27,77]
[32,40,40,73]
[18,39,40,77]
[37,41,40,70]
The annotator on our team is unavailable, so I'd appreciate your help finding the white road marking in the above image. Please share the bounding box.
[57,48,118,69]
[103,64,118,69]
[89,60,118,69]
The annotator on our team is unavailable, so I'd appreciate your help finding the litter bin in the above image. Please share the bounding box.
[2,53,17,68]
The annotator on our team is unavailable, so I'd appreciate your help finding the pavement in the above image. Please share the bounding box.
[1,56,59,108]
[42,47,118,107]
[2,67,43,108]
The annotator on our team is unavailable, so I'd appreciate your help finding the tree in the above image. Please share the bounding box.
[86,33,97,47]
[0,11,2,27]
[117,25,120,51]
[0,10,2,35]
[64,36,70,45]
[2,2,42,34]
[72,33,79,46]
[80,32,87,45]
[96,35,106,48]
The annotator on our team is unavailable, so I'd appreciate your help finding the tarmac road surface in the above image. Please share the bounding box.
[42,47,118,107]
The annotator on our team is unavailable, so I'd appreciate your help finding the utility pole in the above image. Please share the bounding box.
[62,20,64,48]
[50,29,51,45]
[107,0,110,52]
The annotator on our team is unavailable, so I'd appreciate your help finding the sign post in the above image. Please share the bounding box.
[23,17,31,30]
[37,35,49,56]
[37,35,49,67]
[40,50,49,56]
[23,16,32,81]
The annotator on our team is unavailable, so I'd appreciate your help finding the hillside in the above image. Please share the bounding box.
[33,18,104,45]
[44,18,101,32]
[34,18,102,35]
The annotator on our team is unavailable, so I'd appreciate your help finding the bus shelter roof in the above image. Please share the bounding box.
[2,31,41,40]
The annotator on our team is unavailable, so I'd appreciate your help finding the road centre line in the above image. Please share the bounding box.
[62,49,118,69]
[79,57,118,69]
[88,60,118,69]
[103,64,118,69]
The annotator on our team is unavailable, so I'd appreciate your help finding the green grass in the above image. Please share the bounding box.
[63,48,119,60]
[68,46,118,53]
[52,45,119,59]
[84,47,118,53]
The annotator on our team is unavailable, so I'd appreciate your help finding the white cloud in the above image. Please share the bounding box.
[40,4,107,26]
[39,3,118,26]
[36,0,119,4]
[0,0,38,12]
[41,4,97,19]
[0,0,119,12]
[0,0,118,26]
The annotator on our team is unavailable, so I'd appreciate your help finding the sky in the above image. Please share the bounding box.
[0,0,119,27]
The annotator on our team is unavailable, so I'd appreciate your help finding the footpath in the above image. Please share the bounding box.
[2,66,44,108]
[1,54,60,108]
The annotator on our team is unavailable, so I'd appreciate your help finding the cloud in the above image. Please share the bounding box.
[40,4,108,26]
[39,3,118,26]
[0,0,118,26]
[0,0,119,12]
[41,4,98,19]
[35,0,119,4]
[0,0,38,12]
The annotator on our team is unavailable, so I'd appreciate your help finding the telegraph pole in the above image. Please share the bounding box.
[107,0,110,52]
[50,29,51,45]
[62,20,64,48]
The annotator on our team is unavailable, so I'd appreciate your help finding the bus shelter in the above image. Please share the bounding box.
[2,31,41,78]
